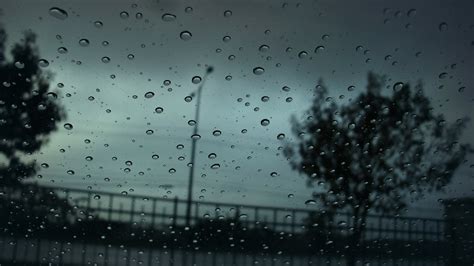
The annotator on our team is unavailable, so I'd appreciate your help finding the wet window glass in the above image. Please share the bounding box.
[0,0,473,265]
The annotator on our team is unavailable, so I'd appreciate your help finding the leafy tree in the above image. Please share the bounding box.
[0,28,69,232]
[285,72,471,265]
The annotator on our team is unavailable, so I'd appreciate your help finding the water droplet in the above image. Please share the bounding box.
[41,163,49,168]
[192,76,202,84]
[144,91,155,98]
[223,36,231,42]
[188,120,196,126]
[94,21,103,28]
[259,44,270,52]
[288,194,294,198]
[79,39,90,47]
[38,59,49,68]
[184,96,193,102]
[438,72,448,79]
[152,154,159,160]
[208,153,217,159]
[127,54,135,60]
[120,11,129,19]
[146,129,154,135]
[180,31,192,41]
[94,194,101,200]
[261,96,269,102]
[169,168,176,174]
[185,7,193,13]
[270,172,278,177]
[67,170,75,175]
[347,85,355,91]
[260,119,270,126]
[101,56,111,63]
[191,134,201,140]
[305,199,316,205]
[85,156,93,161]
[162,13,176,22]
[63,123,73,130]
[277,133,285,140]
[14,61,25,69]
[135,12,143,19]
[253,67,265,75]
[438,22,448,32]
[224,10,233,17]
[314,46,325,53]
[407,9,417,17]
[125,160,133,166]
[393,82,404,91]
[212,130,222,136]
[298,51,308,58]
[155,107,163,113]
[49,7,68,20]
[211,163,220,169]
[57,47,68,54]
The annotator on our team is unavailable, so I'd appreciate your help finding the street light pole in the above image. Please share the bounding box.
[185,66,213,227]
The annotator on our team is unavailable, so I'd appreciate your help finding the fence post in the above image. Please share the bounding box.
[173,197,178,228]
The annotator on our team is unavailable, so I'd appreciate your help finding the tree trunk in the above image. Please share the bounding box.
[347,206,368,266]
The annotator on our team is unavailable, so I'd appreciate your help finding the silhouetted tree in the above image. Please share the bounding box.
[285,72,471,265]
[0,28,69,232]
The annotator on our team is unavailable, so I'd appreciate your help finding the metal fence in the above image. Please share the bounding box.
[0,185,456,265]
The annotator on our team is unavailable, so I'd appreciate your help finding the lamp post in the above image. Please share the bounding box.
[185,66,213,226]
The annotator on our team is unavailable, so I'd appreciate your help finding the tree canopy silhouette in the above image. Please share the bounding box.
[0,28,65,187]
[0,27,69,232]
[285,72,471,265]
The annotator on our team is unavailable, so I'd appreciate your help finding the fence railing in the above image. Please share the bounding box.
[0,184,454,265]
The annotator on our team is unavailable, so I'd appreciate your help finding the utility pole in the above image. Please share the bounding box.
[185,66,213,226]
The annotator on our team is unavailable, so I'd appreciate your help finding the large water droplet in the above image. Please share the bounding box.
[298,51,308,58]
[49,7,68,20]
[192,76,202,84]
[211,163,220,169]
[180,31,192,41]
[94,21,103,28]
[38,59,49,68]
[223,10,233,17]
[144,91,155,98]
[259,44,269,52]
[63,123,73,130]
[162,13,176,22]
[393,82,404,91]
[57,47,68,54]
[314,46,325,53]
[212,130,222,136]
[79,39,90,47]
[438,22,448,32]
[120,11,129,19]
[253,67,265,75]
[260,119,270,126]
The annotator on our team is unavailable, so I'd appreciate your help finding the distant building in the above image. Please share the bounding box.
[443,197,474,265]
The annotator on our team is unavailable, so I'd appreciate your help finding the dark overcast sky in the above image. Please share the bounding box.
[1,0,473,218]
